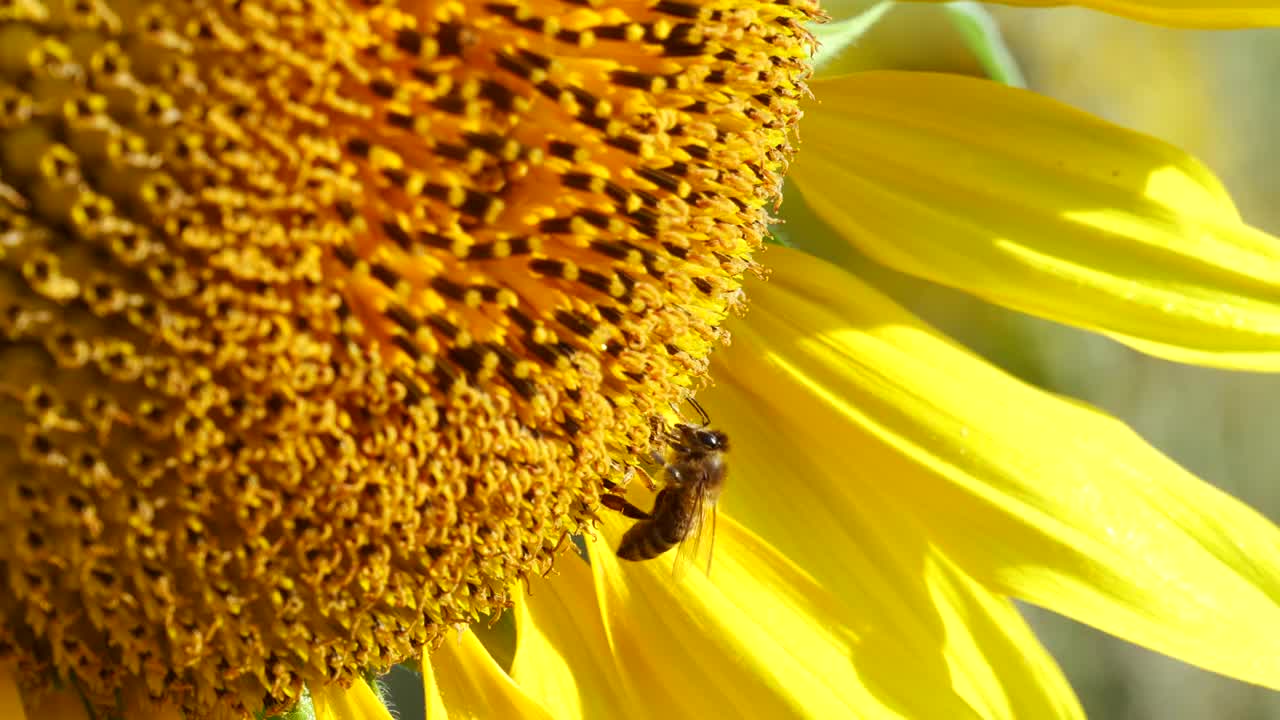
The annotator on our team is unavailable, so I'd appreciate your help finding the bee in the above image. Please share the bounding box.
[601,403,728,577]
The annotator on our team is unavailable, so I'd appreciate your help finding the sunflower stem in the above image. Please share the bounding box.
[809,2,895,73]
[943,2,1026,88]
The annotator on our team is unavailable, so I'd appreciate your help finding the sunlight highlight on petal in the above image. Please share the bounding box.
[727,247,1280,690]
[510,556,630,720]
[917,0,1280,27]
[792,71,1280,371]
[424,630,553,720]
[522,509,1079,719]
[590,513,910,719]
[700,375,1082,719]
[927,559,1083,719]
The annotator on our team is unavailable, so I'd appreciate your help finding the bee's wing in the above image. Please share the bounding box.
[671,482,718,581]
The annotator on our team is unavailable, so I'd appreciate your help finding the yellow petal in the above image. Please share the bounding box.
[926,559,1083,720]
[423,629,554,720]
[588,498,1082,719]
[792,70,1280,371]
[509,555,630,720]
[699,381,1083,719]
[728,246,1280,689]
[916,0,1280,27]
[312,680,393,720]
[590,513,911,719]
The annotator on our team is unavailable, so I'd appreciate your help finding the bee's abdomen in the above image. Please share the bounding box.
[616,521,679,561]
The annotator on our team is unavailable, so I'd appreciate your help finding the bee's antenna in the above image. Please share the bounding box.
[689,397,711,427]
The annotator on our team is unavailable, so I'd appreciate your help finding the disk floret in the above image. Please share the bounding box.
[0,0,817,716]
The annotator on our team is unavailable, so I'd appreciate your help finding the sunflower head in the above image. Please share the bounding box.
[0,0,817,716]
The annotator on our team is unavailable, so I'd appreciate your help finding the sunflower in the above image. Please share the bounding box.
[3,1,1280,719]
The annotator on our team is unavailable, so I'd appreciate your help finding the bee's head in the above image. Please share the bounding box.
[692,428,728,452]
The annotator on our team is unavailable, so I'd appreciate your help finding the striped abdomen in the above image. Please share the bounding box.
[616,486,695,560]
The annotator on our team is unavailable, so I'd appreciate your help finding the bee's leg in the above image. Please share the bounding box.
[649,413,666,436]
[601,494,652,520]
[664,437,694,456]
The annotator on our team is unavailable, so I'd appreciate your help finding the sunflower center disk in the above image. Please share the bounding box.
[0,0,816,716]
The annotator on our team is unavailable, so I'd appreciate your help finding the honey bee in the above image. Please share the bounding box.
[602,406,728,577]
